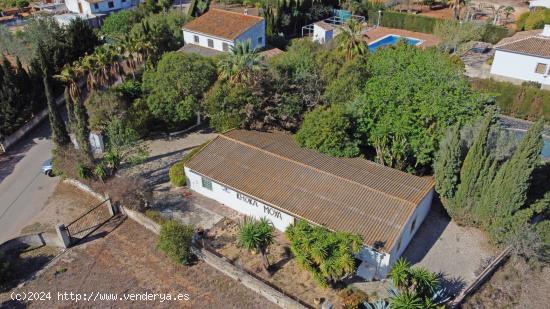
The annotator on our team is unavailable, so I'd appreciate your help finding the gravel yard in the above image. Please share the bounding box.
[0,218,279,309]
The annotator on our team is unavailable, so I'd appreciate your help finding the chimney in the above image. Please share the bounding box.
[543,24,550,37]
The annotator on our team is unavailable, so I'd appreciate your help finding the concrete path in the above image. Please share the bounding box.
[0,121,58,243]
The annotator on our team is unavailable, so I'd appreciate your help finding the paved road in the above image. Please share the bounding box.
[0,121,58,243]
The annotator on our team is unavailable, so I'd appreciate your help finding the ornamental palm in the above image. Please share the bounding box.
[237,217,275,273]
[337,19,368,61]
[449,0,465,20]
[218,40,264,84]
[389,257,411,290]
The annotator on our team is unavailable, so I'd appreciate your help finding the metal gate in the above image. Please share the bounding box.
[65,198,113,242]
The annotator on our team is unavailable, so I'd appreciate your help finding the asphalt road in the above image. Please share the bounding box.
[0,120,58,244]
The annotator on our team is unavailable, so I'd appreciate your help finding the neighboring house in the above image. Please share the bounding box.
[65,0,140,15]
[185,130,435,280]
[312,21,334,44]
[181,9,265,54]
[490,25,550,89]
[529,0,550,9]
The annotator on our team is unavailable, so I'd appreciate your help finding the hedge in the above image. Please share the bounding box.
[367,10,509,44]
[470,78,550,121]
[168,141,210,187]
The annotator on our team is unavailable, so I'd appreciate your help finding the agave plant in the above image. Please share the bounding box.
[364,299,390,309]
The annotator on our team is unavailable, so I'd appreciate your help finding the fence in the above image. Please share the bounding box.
[56,198,115,247]
[448,247,512,307]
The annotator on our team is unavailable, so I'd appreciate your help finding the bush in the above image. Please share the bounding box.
[168,142,209,187]
[157,220,195,265]
[0,252,10,288]
[369,11,509,44]
[470,78,550,121]
[339,287,368,309]
[145,209,166,224]
[169,160,186,187]
[516,8,550,31]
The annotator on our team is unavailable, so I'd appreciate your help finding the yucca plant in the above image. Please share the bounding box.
[389,258,411,291]
[238,217,274,274]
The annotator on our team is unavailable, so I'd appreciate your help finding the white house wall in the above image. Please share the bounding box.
[66,0,137,15]
[491,50,550,86]
[185,168,295,230]
[183,30,233,52]
[235,20,266,50]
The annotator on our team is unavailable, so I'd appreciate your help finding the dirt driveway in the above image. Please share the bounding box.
[0,218,278,309]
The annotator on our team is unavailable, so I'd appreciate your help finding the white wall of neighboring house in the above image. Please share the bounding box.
[65,0,138,15]
[183,30,234,52]
[490,50,550,87]
[529,0,550,9]
[183,20,265,52]
[234,20,266,50]
[313,24,333,44]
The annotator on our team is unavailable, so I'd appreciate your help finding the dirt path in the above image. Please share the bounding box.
[1,218,278,309]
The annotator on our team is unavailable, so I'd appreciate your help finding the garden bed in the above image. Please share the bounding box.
[205,217,346,308]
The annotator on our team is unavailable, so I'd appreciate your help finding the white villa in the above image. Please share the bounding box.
[529,0,550,9]
[65,0,140,16]
[185,130,435,280]
[490,25,550,89]
[181,9,265,54]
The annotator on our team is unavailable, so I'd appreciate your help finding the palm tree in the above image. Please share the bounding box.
[337,18,368,61]
[54,63,93,160]
[218,40,264,84]
[449,0,465,20]
[237,217,274,274]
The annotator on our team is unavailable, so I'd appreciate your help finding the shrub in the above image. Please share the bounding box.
[470,78,550,121]
[480,23,509,44]
[157,220,195,265]
[169,160,186,187]
[168,142,210,187]
[339,287,368,309]
[516,8,550,31]
[0,252,10,288]
[76,163,92,180]
[145,209,166,224]
[536,220,550,244]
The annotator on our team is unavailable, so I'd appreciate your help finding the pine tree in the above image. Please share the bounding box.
[38,45,70,147]
[435,123,462,201]
[452,113,495,223]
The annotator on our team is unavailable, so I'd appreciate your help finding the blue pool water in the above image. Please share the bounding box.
[368,35,421,52]
[512,130,550,160]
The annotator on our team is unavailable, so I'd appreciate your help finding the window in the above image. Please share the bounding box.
[94,3,99,9]
[222,42,229,52]
[535,63,547,74]
[410,217,417,233]
[107,1,114,8]
[207,39,214,48]
[201,177,212,190]
[193,35,199,43]
[257,36,263,45]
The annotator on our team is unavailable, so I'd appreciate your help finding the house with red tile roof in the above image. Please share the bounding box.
[490,25,550,89]
[182,9,265,53]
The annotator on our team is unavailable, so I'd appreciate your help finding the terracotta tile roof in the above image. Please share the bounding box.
[259,47,284,58]
[314,21,334,31]
[183,9,263,41]
[185,130,434,253]
[495,30,550,59]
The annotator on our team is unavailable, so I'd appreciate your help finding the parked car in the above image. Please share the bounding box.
[42,159,54,177]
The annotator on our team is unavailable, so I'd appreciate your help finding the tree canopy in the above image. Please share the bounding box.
[142,52,217,128]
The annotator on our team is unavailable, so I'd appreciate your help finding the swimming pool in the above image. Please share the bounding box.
[368,34,423,52]
[510,129,550,160]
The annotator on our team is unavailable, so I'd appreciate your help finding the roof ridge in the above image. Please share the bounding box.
[496,35,536,48]
[219,133,419,207]
[209,8,263,20]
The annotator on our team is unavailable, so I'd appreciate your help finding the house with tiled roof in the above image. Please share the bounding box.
[182,9,265,54]
[65,0,140,16]
[184,130,435,280]
[490,25,550,89]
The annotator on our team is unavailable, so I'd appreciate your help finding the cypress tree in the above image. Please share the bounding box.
[73,95,93,160]
[485,120,544,242]
[38,44,70,147]
[435,123,462,201]
[64,87,76,131]
[453,113,494,223]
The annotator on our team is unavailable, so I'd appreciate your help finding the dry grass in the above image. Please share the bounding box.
[206,218,345,308]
